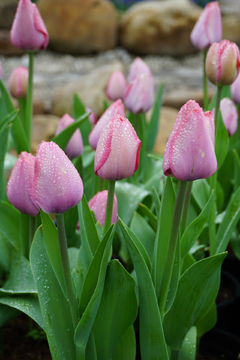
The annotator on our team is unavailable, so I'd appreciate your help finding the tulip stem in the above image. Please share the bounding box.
[20,213,30,259]
[181,181,193,235]
[18,98,26,127]
[203,49,208,110]
[55,214,78,329]
[214,86,223,137]
[159,180,187,316]
[25,51,34,146]
[104,180,116,234]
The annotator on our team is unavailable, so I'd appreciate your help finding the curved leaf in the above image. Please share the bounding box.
[0,201,21,250]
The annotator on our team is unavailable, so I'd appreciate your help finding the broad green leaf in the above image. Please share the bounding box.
[0,201,21,250]
[112,326,136,360]
[0,303,20,326]
[191,179,210,210]
[73,94,92,146]
[146,83,164,153]
[52,112,90,150]
[30,227,76,360]
[0,295,43,329]
[40,210,67,298]
[181,192,214,259]
[179,327,197,360]
[137,203,157,231]
[195,302,217,338]
[75,226,114,356]
[216,185,240,253]
[215,111,229,169]
[118,218,169,360]
[64,205,79,242]
[163,252,226,351]
[0,109,19,134]
[233,149,240,192]
[0,233,13,271]
[93,260,138,360]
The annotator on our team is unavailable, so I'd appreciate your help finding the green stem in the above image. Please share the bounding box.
[181,181,193,235]
[214,86,223,138]
[55,214,78,329]
[18,98,26,127]
[203,49,208,110]
[171,349,180,360]
[25,51,34,146]
[159,181,188,316]
[30,215,37,245]
[103,180,116,234]
[20,213,30,259]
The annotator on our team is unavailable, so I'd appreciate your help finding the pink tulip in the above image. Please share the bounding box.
[206,40,240,86]
[7,152,39,216]
[86,107,97,126]
[55,114,83,159]
[10,0,49,50]
[128,57,152,83]
[32,141,83,214]
[89,99,125,150]
[8,66,28,99]
[89,190,118,227]
[124,73,154,113]
[106,70,127,101]
[212,98,238,137]
[231,73,240,105]
[163,100,217,181]
[190,2,222,50]
[94,115,141,180]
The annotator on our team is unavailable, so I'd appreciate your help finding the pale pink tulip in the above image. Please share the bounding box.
[55,114,83,159]
[128,57,152,83]
[212,97,238,136]
[89,99,125,150]
[7,152,39,216]
[163,100,217,181]
[8,66,28,99]
[10,0,49,50]
[231,73,240,105]
[89,190,118,227]
[190,2,222,50]
[94,115,141,180]
[206,40,240,86]
[86,107,97,126]
[106,70,127,101]
[32,141,83,214]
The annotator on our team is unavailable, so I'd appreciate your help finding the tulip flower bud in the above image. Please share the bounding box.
[106,70,127,101]
[212,97,238,137]
[190,2,222,50]
[163,100,217,181]
[8,66,28,99]
[89,190,118,227]
[89,99,125,150]
[94,115,141,180]
[124,73,155,113]
[7,152,39,216]
[86,107,97,126]
[128,57,152,83]
[206,40,240,86]
[231,73,240,105]
[10,0,49,51]
[32,141,83,214]
[55,114,83,159]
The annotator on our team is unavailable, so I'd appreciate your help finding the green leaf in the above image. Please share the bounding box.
[0,109,19,134]
[52,112,90,151]
[64,205,79,241]
[93,260,138,360]
[163,252,227,351]
[195,302,217,338]
[118,218,169,360]
[215,111,229,169]
[75,225,115,355]
[73,94,92,146]
[146,83,164,153]
[137,203,157,231]
[30,227,76,360]
[112,326,136,360]
[0,303,20,327]
[216,185,240,253]
[233,149,240,192]
[191,179,210,210]
[179,327,197,360]
[181,191,214,259]
[0,201,21,250]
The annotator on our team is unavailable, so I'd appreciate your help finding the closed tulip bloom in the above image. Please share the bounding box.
[190,2,222,50]
[106,70,127,101]
[212,97,238,136]
[89,190,118,227]
[124,73,154,113]
[206,40,240,86]
[7,152,39,216]
[89,99,125,150]
[8,66,28,99]
[163,100,217,181]
[94,115,141,180]
[231,73,240,105]
[86,107,97,126]
[128,57,152,83]
[55,114,83,159]
[10,0,49,50]
[32,141,83,214]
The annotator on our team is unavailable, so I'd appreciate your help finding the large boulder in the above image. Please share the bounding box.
[37,0,119,54]
[0,0,18,29]
[119,0,201,56]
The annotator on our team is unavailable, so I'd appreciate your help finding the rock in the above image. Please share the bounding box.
[163,88,215,110]
[119,0,201,56]
[52,61,124,117]
[153,106,178,155]
[11,97,47,115]
[37,0,119,54]
[222,14,240,46]
[0,30,25,56]
[31,114,60,153]
[0,0,18,29]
